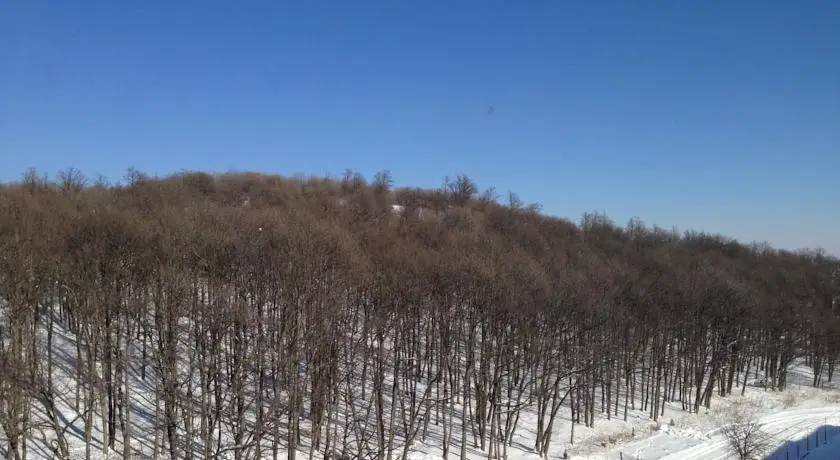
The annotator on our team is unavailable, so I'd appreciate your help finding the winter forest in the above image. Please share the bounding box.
[1,168,839,460]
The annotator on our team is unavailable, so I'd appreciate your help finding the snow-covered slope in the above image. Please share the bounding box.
[570,365,840,460]
[572,401,840,460]
[4,318,840,460]
[658,406,840,460]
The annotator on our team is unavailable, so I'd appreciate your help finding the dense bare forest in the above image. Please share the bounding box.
[0,168,838,460]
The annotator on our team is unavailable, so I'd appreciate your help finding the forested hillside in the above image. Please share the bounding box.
[1,168,838,460]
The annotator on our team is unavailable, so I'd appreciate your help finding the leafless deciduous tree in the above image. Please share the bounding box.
[722,411,771,460]
[0,169,837,459]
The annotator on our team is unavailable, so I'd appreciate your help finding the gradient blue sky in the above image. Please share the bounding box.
[2,1,838,254]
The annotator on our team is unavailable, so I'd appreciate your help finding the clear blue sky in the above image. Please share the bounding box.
[2,1,838,254]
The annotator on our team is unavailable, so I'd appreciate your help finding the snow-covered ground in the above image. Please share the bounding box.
[589,404,840,460]
[577,366,840,460]
[4,318,840,460]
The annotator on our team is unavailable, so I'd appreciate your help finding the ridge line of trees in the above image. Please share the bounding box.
[0,168,838,460]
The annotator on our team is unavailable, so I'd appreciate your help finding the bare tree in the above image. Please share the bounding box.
[0,169,838,460]
[722,410,771,460]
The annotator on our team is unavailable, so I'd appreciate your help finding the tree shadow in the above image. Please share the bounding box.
[765,425,840,460]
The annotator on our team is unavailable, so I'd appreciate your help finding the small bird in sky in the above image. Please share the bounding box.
[488,105,495,116]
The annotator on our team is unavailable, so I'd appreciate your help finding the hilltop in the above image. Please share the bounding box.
[1,168,838,459]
